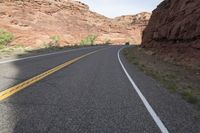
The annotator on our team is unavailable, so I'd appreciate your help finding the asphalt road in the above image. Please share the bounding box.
[0,46,199,133]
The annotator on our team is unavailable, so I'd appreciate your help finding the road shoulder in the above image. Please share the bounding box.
[119,46,200,133]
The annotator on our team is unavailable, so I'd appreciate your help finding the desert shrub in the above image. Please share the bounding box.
[42,42,55,49]
[0,29,14,47]
[80,35,97,45]
[125,42,130,45]
[104,38,111,45]
[0,45,5,49]
[13,44,25,48]
[181,90,198,104]
[50,35,60,45]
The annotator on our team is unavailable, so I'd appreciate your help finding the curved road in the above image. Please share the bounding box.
[0,46,199,133]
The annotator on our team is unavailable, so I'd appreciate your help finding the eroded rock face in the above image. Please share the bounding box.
[114,12,151,26]
[0,0,151,47]
[142,0,200,67]
[113,12,151,44]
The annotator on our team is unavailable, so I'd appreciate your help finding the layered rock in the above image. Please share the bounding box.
[113,12,151,44]
[114,12,151,26]
[0,0,151,47]
[142,0,200,67]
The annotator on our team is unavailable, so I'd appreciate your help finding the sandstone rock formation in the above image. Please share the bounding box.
[0,0,151,47]
[113,12,151,44]
[142,0,200,67]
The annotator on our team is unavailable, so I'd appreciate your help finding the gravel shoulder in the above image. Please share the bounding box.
[123,46,200,110]
[121,46,200,132]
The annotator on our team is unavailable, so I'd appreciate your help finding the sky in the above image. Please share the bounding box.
[79,0,164,18]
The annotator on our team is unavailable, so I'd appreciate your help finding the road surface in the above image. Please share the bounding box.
[0,46,199,133]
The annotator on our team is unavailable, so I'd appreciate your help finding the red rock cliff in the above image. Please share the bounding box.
[0,0,151,47]
[142,0,200,67]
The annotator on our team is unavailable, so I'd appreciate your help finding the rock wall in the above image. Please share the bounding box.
[0,0,151,47]
[114,12,151,44]
[142,0,200,67]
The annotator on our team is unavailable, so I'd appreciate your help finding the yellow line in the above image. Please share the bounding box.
[0,50,98,101]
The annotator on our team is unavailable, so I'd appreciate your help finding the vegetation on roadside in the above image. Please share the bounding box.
[0,29,27,57]
[80,35,97,45]
[41,35,61,49]
[0,42,100,59]
[0,29,14,49]
[123,46,200,110]
[181,89,199,104]
[125,42,130,45]
[0,32,102,59]
[0,31,107,59]
[104,38,111,45]
[50,35,60,45]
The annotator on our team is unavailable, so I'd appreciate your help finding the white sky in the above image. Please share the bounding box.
[79,0,164,18]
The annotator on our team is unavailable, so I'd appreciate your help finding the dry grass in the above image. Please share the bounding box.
[123,46,200,110]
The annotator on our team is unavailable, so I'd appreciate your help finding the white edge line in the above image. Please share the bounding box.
[0,47,95,64]
[118,47,169,133]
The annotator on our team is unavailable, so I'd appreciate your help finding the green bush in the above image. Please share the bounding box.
[50,35,60,45]
[80,35,97,45]
[0,44,5,49]
[13,44,25,48]
[42,42,55,49]
[0,29,13,47]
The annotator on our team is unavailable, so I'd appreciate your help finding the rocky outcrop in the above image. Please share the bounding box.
[142,0,200,67]
[0,0,151,47]
[113,12,151,44]
[114,12,151,26]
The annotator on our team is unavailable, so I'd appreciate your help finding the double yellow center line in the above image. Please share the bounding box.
[0,50,98,101]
